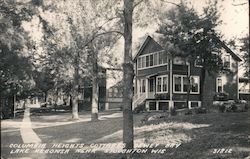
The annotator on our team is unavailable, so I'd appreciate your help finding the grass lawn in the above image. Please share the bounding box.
[135,112,250,159]
[31,111,250,159]
[3,111,249,159]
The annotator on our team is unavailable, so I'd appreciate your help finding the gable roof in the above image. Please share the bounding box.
[133,35,164,61]
[133,35,242,62]
[213,36,242,62]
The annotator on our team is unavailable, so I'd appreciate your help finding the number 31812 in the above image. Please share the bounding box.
[212,148,232,154]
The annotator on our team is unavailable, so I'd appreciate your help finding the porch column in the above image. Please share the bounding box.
[145,78,148,98]
[169,56,174,111]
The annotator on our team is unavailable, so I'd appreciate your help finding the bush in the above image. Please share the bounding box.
[133,104,146,114]
[185,109,193,115]
[170,107,177,116]
[195,107,207,114]
[219,104,226,112]
[230,104,237,112]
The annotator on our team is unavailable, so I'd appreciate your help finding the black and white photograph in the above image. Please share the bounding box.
[1,0,249,158]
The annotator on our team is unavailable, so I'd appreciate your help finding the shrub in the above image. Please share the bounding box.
[231,104,237,112]
[195,107,207,114]
[185,109,193,115]
[133,104,146,114]
[219,104,226,112]
[170,107,177,116]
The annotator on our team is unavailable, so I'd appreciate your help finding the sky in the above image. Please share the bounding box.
[107,0,249,87]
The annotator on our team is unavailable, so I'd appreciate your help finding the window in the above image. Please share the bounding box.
[174,102,188,109]
[190,101,200,108]
[149,78,154,92]
[146,56,150,67]
[190,76,199,93]
[153,53,158,65]
[137,50,168,69]
[216,78,223,93]
[239,82,250,94]
[174,75,200,93]
[156,75,168,93]
[173,57,186,65]
[139,79,146,93]
[183,77,189,92]
[174,76,182,92]
[142,56,146,68]
[159,102,169,111]
[157,77,162,92]
[223,55,230,69]
[113,88,118,97]
[149,54,153,66]
[158,51,167,65]
[138,58,142,68]
[149,102,156,110]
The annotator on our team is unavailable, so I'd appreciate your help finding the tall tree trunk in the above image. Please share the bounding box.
[72,53,79,119]
[123,0,134,150]
[201,69,213,111]
[91,46,99,121]
[71,88,79,119]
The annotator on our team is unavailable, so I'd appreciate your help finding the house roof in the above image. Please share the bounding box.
[213,36,242,62]
[134,35,242,62]
[133,35,164,61]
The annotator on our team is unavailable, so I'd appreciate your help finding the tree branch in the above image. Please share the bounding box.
[133,0,144,8]
[232,2,248,6]
[82,30,124,49]
[162,0,181,7]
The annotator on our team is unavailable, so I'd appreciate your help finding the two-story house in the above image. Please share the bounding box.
[133,35,242,111]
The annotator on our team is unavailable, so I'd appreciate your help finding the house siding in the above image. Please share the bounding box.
[139,38,163,56]
[133,35,241,111]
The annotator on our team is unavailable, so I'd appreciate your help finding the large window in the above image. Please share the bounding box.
[137,50,168,69]
[174,75,200,94]
[156,75,168,93]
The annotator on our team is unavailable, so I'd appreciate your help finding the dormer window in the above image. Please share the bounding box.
[223,55,230,69]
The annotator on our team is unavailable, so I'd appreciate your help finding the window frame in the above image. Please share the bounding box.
[223,54,231,69]
[156,75,168,93]
[173,75,200,94]
[216,77,223,93]
[137,50,168,70]
[190,76,200,94]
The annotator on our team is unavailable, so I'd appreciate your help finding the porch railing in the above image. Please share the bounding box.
[132,93,146,110]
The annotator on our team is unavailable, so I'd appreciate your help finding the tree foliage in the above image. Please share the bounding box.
[0,1,36,96]
[239,35,249,77]
[157,1,223,71]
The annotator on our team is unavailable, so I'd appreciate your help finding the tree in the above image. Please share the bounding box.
[157,1,223,109]
[122,0,134,151]
[239,35,249,77]
[0,1,39,118]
